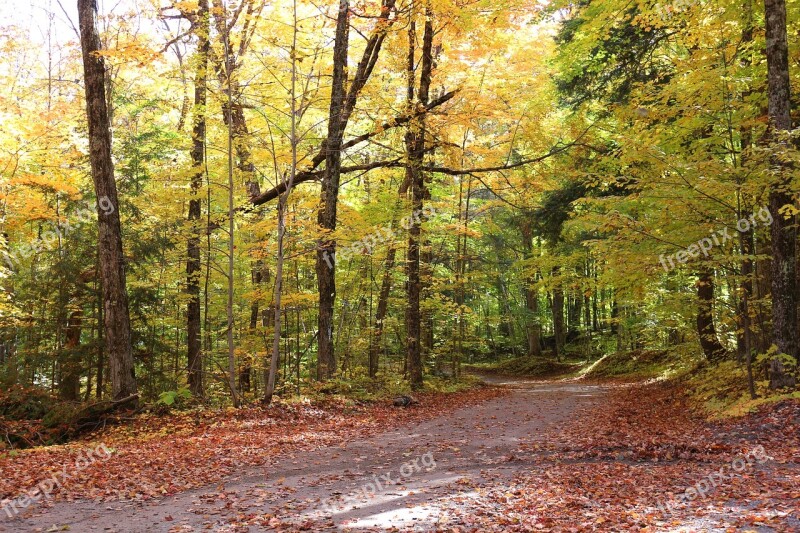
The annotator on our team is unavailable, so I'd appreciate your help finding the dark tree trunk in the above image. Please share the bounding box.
[316,0,397,380]
[736,0,754,367]
[370,247,395,378]
[764,0,797,388]
[405,11,433,391]
[422,240,434,357]
[315,0,350,380]
[187,0,209,398]
[568,282,581,336]
[526,285,541,356]
[739,223,758,397]
[551,267,565,359]
[520,222,541,357]
[78,0,137,401]
[59,310,83,402]
[696,269,726,362]
[95,281,104,399]
[610,296,620,351]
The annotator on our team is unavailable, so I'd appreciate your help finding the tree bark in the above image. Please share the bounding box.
[315,0,350,381]
[186,0,209,398]
[59,309,83,401]
[696,269,726,361]
[764,0,798,388]
[78,0,138,402]
[405,10,433,391]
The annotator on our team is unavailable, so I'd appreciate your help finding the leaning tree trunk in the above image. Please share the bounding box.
[186,0,209,398]
[764,0,798,388]
[78,0,138,402]
[368,190,409,378]
[696,269,726,361]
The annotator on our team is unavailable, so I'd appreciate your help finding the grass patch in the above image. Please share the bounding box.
[304,370,484,403]
[684,359,800,419]
[466,356,580,378]
[581,349,698,380]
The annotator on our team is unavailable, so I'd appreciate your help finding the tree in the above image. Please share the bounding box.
[315,0,350,380]
[77,0,138,401]
[764,0,798,389]
[404,6,434,390]
[186,0,210,398]
[696,269,726,361]
[265,0,300,404]
[314,0,398,380]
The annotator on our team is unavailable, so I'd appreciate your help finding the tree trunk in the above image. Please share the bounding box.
[95,276,104,399]
[265,0,300,403]
[315,0,349,381]
[220,12,239,408]
[405,10,433,391]
[370,247,395,378]
[209,3,267,398]
[740,225,757,398]
[696,269,726,361]
[551,267,565,359]
[526,285,541,357]
[422,240,434,358]
[568,285,581,336]
[186,0,209,399]
[764,0,797,388]
[59,309,83,402]
[520,222,541,356]
[78,0,137,402]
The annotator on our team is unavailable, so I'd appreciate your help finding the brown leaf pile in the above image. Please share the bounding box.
[439,382,800,532]
[0,387,505,505]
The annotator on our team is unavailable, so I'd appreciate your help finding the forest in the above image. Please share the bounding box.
[0,0,799,530]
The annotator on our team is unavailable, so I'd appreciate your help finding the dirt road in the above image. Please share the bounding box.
[6,377,605,532]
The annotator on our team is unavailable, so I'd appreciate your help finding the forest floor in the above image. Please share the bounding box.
[1,374,798,532]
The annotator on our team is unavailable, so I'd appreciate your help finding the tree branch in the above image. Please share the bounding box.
[249,90,458,206]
